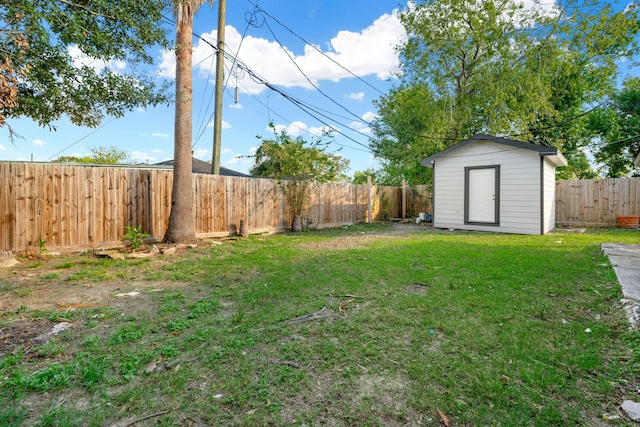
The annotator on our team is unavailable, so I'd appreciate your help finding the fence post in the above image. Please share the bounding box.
[402,179,407,219]
[367,175,372,223]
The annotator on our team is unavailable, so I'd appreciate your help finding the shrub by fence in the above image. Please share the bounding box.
[0,162,431,252]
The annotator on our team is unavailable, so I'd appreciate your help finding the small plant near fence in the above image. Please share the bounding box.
[122,226,150,252]
[38,238,47,256]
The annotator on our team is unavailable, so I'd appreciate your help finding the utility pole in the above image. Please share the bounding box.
[211,0,226,174]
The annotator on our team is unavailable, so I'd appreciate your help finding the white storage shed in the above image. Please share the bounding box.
[421,134,568,235]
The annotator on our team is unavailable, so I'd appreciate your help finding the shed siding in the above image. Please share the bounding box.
[433,141,542,234]
[542,159,556,233]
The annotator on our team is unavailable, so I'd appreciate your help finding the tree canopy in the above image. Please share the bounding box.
[251,128,350,183]
[251,127,349,226]
[371,0,640,184]
[53,145,131,164]
[587,78,640,177]
[0,0,171,136]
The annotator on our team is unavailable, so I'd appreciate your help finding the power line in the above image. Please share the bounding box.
[45,118,117,161]
[246,0,385,96]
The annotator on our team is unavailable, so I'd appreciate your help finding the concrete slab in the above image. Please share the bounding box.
[602,243,640,303]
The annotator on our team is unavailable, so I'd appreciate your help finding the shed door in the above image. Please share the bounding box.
[465,166,500,225]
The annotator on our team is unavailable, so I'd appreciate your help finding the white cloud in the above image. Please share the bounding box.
[152,133,169,138]
[273,121,307,136]
[272,121,336,137]
[152,149,162,153]
[128,150,153,162]
[249,146,258,155]
[158,10,406,91]
[33,139,46,147]
[221,148,233,155]
[308,125,334,136]
[193,148,210,159]
[229,103,243,109]
[349,92,365,101]
[68,45,126,73]
[350,121,371,134]
[0,144,6,151]
[226,155,240,165]
[206,119,231,129]
[362,111,377,122]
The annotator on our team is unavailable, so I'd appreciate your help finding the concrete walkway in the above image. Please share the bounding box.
[602,243,640,327]
[602,244,640,300]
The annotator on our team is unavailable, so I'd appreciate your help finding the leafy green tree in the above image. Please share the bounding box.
[352,168,376,185]
[372,0,640,183]
[54,146,131,164]
[251,127,349,230]
[0,0,171,138]
[588,78,640,177]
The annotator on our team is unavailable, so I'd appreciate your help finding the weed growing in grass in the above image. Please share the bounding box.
[54,261,74,269]
[13,287,32,297]
[65,266,109,282]
[35,340,66,358]
[11,363,73,391]
[38,273,61,282]
[187,297,219,319]
[0,406,27,426]
[108,324,147,345]
[76,353,111,389]
[122,225,150,251]
[37,403,78,427]
[165,317,192,332]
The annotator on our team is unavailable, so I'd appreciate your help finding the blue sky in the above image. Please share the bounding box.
[0,0,409,176]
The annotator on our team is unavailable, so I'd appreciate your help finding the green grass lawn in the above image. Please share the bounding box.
[1,224,640,426]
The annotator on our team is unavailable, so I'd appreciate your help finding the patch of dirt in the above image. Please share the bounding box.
[298,222,435,251]
[0,319,74,357]
[407,282,430,295]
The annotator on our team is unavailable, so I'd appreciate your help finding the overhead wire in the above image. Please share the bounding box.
[246,0,385,96]
[45,118,117,161]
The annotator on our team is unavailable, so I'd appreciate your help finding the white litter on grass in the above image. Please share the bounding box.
[116,291,140,297]
[35,322,73,342]
[584,328,592,333]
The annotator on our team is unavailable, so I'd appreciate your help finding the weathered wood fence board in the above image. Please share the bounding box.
[555,177,640,227]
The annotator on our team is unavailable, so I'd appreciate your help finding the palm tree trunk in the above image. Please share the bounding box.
[164,17,196,243]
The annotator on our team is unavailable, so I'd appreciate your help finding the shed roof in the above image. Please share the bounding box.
[421,134,568,168]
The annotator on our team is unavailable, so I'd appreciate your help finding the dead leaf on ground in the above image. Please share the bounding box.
[437,408,450,426]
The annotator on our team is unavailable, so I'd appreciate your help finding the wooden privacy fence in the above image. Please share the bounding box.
[0,162,431,252]
[555,177,640,227]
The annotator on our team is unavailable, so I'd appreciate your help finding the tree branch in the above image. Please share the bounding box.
[57,0,116,19]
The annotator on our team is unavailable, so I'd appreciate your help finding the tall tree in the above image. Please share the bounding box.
[251,127,349,230]
[372,0,639,184]
[163,0,212,243]
[0,0,171,138]
[588,77,640,177]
